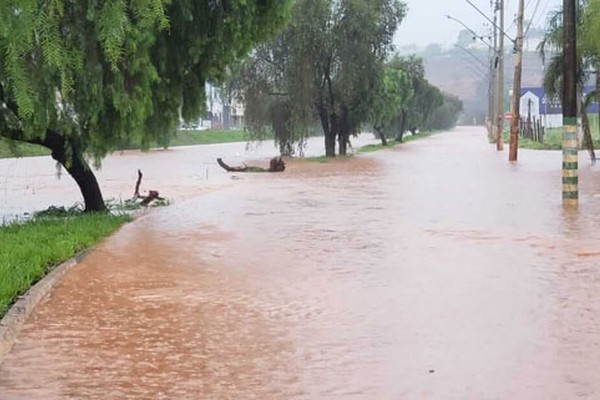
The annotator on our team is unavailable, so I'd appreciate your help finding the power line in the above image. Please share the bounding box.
[447,15,494,49]
[525,0,543,36]
[455,44,490,68]
[532,0,552,29]
[463,0,516,43]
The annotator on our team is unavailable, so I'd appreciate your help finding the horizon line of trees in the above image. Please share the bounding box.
[224,0,463,157]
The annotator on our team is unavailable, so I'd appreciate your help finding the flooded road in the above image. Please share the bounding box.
[0,136,378,221]
[3,127,600,399]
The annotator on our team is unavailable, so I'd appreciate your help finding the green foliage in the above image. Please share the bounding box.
[0,137,50,158]
[0,0,292,210]
[538,1,596,99]
[0,213,130,316]
[428,93,463,130]
[237,0,407,157]
[410,81,444,131]
[370,67,412,135]
[383,55,449,137]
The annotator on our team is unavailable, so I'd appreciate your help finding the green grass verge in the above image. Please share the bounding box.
[0,213,130,317]
[304,131,439,161]
[0,138,50,158]
[0,129,249,160]
[304,155,353,163]
[166,129,248,147]
[358,131,436,153]
[502,128,600,151]
[499,114,600,150]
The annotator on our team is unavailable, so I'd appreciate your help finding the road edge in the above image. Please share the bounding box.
[0,250,90,364]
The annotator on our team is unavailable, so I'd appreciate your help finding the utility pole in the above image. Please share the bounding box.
[490,2,498,142]
[495,0,504,151]
[508,0,525,161]
[563,0,578,205]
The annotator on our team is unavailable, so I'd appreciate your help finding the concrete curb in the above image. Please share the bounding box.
[0,251,88,364]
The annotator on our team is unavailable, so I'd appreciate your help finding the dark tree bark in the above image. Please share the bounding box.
[1,87,105,212]
[376,129,388,146]
[42,131,106,212]
[396,110,408,142]
[318,105,337,157]
[338,106,349,156]
[1,127,106,212]
[338,132,348,155]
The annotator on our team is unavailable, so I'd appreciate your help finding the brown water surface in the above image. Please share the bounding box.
[2,127,600,399]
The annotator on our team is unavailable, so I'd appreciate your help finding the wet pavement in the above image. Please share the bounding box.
[2,127,600,399]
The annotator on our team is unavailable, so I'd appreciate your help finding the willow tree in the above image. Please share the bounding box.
[237,0,406,157]
[0,0,290,211]
[370,67,412,146]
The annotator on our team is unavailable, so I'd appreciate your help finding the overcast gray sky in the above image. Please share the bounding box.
[394,0,562,48]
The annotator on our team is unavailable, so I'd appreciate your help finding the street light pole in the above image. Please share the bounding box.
[490,5,499,142]
[508,0,525,161]
[495,0,504,151]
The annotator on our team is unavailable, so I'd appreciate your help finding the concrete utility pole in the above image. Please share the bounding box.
[508,0,525,161]
[562,0,578,205]
[490,2,498,142]
[495,0,504,151]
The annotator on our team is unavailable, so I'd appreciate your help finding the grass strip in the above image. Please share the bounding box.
[0,129,250,160]
[358,131,437,154]
[304,131,438,162]
[504,125,600,151]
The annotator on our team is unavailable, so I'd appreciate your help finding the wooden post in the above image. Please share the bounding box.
[509,0,525,161]
[496,0,505,151]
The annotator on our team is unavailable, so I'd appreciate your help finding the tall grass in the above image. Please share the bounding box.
[0,214,130,317]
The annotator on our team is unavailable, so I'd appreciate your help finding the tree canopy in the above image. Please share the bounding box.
[0,0,291,211]
[236,0,407,157]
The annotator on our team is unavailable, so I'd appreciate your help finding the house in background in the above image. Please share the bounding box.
[520,86,599,129]
[180,82,245,130]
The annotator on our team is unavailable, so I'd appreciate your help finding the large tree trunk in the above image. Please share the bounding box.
[43,131,106,212]
[0,102,106,212]
[396,110,408,142]
[377,128,388,146]
[65,153,106,212]
[338,132,348,156]
[338,106,349,156]
[318,105,336,157]
[325,133,336,157]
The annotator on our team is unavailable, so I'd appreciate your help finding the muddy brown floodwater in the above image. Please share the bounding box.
[3,127,600,399]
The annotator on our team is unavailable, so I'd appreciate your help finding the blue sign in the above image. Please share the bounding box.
[521,86,599,114]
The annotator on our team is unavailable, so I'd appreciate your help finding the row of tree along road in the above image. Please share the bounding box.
[0,0,462,213]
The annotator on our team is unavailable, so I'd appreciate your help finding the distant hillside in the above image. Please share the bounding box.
[407,44,547,124]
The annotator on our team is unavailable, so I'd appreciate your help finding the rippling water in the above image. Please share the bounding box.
[2,128,600,399]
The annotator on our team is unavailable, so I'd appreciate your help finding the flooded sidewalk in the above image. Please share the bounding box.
[2,127,600,399]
